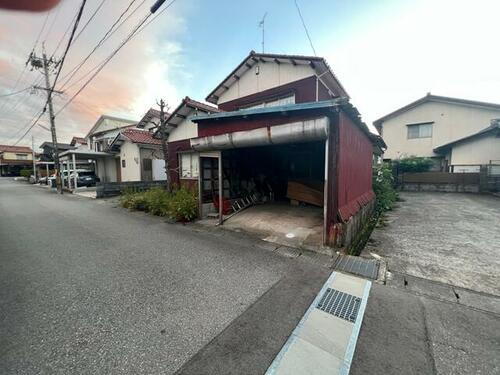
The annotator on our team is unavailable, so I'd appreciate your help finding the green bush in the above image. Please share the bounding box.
[396,156,434,173]
[20,169,32,178]
[373,163,398,214]
[119,186,197,222]
[167,187,198,222]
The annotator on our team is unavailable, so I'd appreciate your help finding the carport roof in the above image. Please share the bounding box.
[59,149,113,160]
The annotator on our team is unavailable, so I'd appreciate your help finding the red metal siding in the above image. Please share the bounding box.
[218,76,319,111]
[336,111,374,222]
[167,139,191,186]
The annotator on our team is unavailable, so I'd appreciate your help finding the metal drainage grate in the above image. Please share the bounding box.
[317,288,361,323]
[333,255,379,280]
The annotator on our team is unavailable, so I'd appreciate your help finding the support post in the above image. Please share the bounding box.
[72,153,77,190]
[46,163,49,185]
[218,153,223,225]
[323,134,329,246]
[32,135,37,183]
[157,99,170,191]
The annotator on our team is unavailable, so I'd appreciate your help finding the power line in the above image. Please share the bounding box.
[59,0,144,91]
[49,10,79,59]
[56,0,178,116]
[73,0,108,43]
[0,87,31,98]
[294,0,317,56]
[12,0,88,147]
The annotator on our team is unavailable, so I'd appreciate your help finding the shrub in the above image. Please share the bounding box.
[373,163,398,214]
[396,156,434,173]
[166,187,198,222]
[20,169,32,178]
[119,186,198,222]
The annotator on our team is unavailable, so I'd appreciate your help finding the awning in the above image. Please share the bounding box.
[190,117,329,151]
[59,149,114,161]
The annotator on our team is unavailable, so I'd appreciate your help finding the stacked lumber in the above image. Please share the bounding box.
[286,180,324,207]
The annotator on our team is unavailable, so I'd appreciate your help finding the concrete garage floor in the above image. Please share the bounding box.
[365,192,500,296]
[222,203,324,251]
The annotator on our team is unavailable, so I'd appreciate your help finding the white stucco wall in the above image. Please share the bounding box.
[96,158,118,183]
[120,141,141,181]
[380,101,500,160]
[451,135,500,166]
[218,61,314,104]
[168,116,198,142]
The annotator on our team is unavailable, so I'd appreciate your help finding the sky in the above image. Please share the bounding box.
[0,0,499,148]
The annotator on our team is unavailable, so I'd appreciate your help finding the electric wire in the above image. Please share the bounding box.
[294,0,317,56]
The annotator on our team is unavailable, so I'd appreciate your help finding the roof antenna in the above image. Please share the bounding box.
[259,12,267,53]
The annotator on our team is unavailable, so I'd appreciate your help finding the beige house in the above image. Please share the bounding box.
[0,145,34,176]
[374,94,500,171]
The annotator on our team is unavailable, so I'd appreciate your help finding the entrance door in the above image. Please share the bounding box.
[116,158,122,182]
[201,157,219,203]
[142,158,153,181]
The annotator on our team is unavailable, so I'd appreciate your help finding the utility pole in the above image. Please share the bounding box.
[31,135,37,183]
[30,47,64,194]
[157,99,170,190]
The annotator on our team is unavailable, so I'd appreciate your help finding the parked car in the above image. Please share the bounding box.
[70,171,100,187]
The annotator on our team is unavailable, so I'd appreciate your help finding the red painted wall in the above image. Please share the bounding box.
[167,139,191,186]
[336,111,375,222]
[218,76,333,112]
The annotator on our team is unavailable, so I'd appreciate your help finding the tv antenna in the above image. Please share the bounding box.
[258,12,267,53]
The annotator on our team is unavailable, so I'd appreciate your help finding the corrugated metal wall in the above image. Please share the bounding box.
[336,111,374,222]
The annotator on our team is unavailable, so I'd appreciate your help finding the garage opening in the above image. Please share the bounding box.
[220,140,326,249]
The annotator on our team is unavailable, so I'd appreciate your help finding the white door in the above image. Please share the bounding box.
[152,159,166,181]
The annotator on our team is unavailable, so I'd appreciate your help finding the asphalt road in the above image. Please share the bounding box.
[0,178,330,374]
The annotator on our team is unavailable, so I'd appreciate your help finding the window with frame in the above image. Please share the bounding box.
[180,153,199,178]
[16,154,28,160]
[407,123,433,139]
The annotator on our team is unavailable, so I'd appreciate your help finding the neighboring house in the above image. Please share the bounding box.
[160,96,220,189]
[39,142,75,162]
[136,108,162,132]
[167,51,381,248]
[108,128,165,182]
[70,137,87,148]
[434,119,500,172]
[0,145,34,176]
[374,94,500,171]
[85,115,137,152]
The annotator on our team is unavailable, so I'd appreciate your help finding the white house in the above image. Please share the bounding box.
[374,94,500,171]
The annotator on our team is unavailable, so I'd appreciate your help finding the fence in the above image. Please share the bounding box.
[96,180,167,198]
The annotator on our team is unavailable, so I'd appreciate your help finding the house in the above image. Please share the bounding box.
[85,115,137,152]
[374,94,500,171]
[70,137,88,148]
[0,145,34,176]
[136,108,162,131]
[39,142,75,162]
[434,119,500,172]
[108,128,166,182]
[167,51,381,248]
[161,96,220,190]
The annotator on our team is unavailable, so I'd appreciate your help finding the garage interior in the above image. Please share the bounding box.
[208,140,327,249]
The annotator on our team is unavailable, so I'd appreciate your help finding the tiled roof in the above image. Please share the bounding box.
[71,136,87,145]
[122,129,163,145]
[184,97,221,113]
[0,145,33,153]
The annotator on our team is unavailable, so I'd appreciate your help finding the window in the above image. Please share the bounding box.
[245,94,295,110]
[16,154,28,160]
[122,159,126,168]
[180,153,199,178]
[143,158,152,172]
[407,123,433,139]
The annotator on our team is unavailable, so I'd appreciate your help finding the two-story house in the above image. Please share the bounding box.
[165,51,382,249]
[0,145,34,176]
[374,94,500,172]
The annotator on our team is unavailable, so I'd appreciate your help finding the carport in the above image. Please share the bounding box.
[190,99,379,248]
[59,149,114,190]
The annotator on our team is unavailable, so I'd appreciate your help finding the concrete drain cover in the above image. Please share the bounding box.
[333,255,379,280]
[317,288,361,323]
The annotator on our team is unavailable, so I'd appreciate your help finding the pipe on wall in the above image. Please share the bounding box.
[191,117,329,151]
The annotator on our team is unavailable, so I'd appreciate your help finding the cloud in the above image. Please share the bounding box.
[0,0,187,147]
